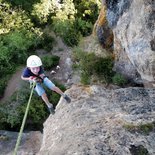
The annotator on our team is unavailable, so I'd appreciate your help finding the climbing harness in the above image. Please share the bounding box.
[13,82,36,155]
[30,72,48,83]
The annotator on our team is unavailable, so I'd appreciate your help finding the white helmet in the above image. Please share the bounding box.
[27,55,42,67]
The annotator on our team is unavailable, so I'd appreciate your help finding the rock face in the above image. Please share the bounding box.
[93,5,113,50]
[38,85,155,155]
[96,0,155,86]
[0,130,42,155]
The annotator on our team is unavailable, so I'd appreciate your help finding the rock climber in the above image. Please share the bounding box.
[21,55,71,114]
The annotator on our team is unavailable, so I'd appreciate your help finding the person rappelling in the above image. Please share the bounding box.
[21,55,71,114]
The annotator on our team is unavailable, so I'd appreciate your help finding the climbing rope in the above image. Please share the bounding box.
[13,82,36,155]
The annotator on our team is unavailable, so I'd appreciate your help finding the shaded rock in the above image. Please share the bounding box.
[96,0,155,86]
[112,0,155,86]
[105,0,132,28]
[94,5,114,50]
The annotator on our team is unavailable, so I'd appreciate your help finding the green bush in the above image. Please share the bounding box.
[0,28,42,64]
[52,19,81,47]
[72,63,79,71]
[74,18,93,36]
[42,55,60,70]
[81,72,91,85]
[5,0,40,12]
[0,42,16,97]
[0,42,15,76]
[0,84,48,130]
[52,18,93,46]
[80,52,96,75]
[22,97,48,129]
[72,47,84,62]
[37,33,55,52]
[74,0,101,24]
[3,29,37,50]
[0,2,44,97]
[93,56,114,83]
[73,48,114,84]
[0,1,43,62]
[30,0,100,46]
[0,107,8,130]
[124,122,155,135]
[112,73,127,86]
[0,3,34,34]
[0,76,10,98]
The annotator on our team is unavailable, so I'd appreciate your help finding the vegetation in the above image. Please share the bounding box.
[0,0,101,96]
[42,55,60,70]
[0,81,66,130]
[72,47,127,85]
[37,33,55,52]
[52,19,81,46]
[112,73,127,86]
[129,145,149,155]
[123,122,155,135]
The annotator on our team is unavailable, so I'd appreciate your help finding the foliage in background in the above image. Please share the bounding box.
[32,0,76,24]
[0,42,14,76]
[0,1,55,97]
[0,28,42,96]
[112,73,127,86]
[0,1,42,50]
[93,56,114,82]
[51,0,100,46]
[1,0,101,47]
[72,48,115,84]
[37,33,55,52]
[4,0,40,12]
[31,0,56,24]
[0,80,66,130]
[80,72,91,85]
[42,55,60,70]
[52,19,81,46]
[0,2,35,34]
[74,0,101,25]
[1,29,40,63]
[74,18,93,36]
[30,0,101,46]
[0,76,10,98]
[72,47,128,85]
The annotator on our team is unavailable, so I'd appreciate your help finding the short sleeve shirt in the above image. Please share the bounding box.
[22,67,44,77]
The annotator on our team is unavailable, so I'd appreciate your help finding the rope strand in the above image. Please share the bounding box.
[13,82,36,155]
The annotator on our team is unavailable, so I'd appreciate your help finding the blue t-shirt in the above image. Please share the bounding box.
[22,67,44,77]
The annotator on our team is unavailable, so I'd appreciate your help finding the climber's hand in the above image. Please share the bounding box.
[29,76,37,83]
[35,77,43,83]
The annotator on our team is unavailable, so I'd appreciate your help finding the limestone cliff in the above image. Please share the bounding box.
[38,85,155,155]
[37,2,155,153]
[95,0,155,87]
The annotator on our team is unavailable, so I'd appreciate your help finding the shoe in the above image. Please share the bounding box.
[64,94,71,103]
[47,104,55,115]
